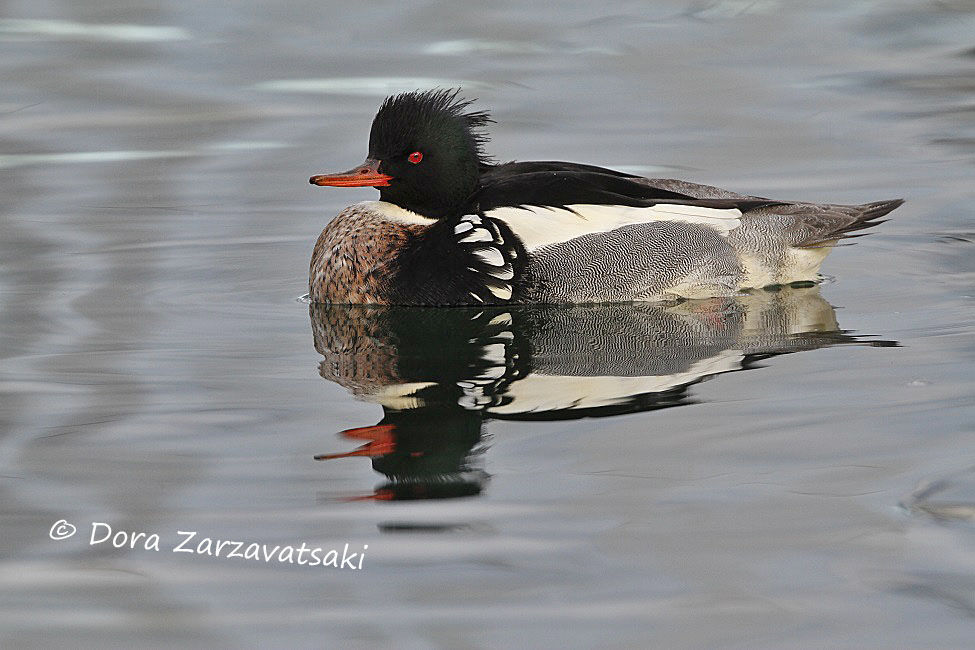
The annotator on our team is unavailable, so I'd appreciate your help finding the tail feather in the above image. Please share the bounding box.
[796,198,903,248]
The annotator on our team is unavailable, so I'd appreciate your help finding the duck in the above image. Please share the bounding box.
[308,88,902,306]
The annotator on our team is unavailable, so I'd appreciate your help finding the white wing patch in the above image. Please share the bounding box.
[485,264,514,280]
[484,203,742,252]
[457,227,494,243]
[472,247,505,266]
[486,284,512,300]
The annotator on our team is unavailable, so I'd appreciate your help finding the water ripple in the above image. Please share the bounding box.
[252,77,495,96]
[0,142,285,169]
[0,18,190,42]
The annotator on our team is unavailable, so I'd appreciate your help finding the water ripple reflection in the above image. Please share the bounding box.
[310,287,896,501]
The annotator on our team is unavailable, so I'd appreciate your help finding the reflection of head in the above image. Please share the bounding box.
[316,408,489,502]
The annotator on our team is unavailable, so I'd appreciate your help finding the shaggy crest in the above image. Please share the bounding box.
[369,88,494,166]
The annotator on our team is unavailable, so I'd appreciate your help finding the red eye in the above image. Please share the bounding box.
[408,151,423,164]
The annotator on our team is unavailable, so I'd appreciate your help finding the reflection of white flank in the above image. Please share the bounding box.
[362,382,438,410]
[486,349,745,414]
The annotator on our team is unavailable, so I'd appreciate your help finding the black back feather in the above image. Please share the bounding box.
[475,162,780,213]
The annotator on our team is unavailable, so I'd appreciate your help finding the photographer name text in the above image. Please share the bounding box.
[49,520,367,570]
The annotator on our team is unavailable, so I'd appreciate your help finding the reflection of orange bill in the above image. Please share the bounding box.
[314,424,397,460]
[340,489,395,502]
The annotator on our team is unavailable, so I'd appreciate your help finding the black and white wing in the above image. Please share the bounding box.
[473,163,778,301]
[449,213,521,304]
[392,211,523,305]
[475,163,777,253]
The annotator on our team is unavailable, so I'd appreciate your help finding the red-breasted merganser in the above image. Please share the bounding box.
[308,89,902,305]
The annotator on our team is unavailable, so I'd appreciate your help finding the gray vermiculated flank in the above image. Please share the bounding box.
[521,221,744,303]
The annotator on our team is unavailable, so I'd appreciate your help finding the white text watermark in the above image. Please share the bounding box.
[49,520,367,570]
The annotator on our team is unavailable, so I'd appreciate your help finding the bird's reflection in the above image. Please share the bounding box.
[310,287,895,501]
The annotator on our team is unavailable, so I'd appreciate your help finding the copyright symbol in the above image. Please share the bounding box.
[49,519,77,541]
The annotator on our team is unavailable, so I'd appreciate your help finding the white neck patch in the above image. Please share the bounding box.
[360,201,438,225]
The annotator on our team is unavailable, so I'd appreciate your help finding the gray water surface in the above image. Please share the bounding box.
[2,2,974,648]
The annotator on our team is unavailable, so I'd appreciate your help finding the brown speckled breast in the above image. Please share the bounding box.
[309,203,429,304]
